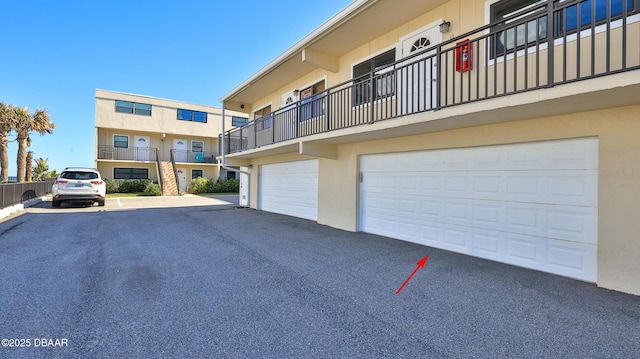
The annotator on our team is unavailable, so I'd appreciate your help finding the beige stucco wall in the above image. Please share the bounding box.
[95,89,243,137]
[95,90,232,186]
[244,104,640,295]
[245,0,638,120]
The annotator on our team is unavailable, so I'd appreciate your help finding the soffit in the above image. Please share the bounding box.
[224,0,448,105]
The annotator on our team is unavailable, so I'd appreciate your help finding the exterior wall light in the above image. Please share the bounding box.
[440,21,451,33]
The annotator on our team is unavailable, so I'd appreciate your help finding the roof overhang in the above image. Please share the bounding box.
[220,0,449,108]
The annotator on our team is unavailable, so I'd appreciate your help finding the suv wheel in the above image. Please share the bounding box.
[52,200,61,208]
[98,199,105,207]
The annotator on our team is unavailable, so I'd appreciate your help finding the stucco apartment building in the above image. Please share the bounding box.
[219,0,640,295]
[95,89,245,195]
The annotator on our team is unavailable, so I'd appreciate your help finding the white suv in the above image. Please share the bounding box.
[52,167,106,207]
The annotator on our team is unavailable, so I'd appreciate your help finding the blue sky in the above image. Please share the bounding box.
[0,0,352,176]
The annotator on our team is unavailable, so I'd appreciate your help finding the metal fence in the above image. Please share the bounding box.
[171,150,219,164]
[222,0,639,154]
[98,145,159,161]
[0,179,55,209]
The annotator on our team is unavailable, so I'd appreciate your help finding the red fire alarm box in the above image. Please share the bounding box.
[455,39,472,72]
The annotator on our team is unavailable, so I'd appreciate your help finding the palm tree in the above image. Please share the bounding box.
[25,151,34,182]
[13,107,55,182]
[32,157,51,181]
[0,102,13,182]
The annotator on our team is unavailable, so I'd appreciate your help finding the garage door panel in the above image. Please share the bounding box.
[545,240,597,279]
[547,171,598,205]
[443,228,469,249]
[472,232,501,257]
[473,204,502,226]
[547,207,598,244]
[549,141,599,168]
[361,138,598,282]
[506,236,540,262]
[365,190,596,244]
[367,169,596,206]
[374,140,599,173]
[260,160,318,221]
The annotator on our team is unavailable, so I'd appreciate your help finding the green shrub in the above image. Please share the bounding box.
[105,179,120,194]
[105,179,158,194]
[189,177,239,194]
[135,179,153,192]
[190,177,213,194]
[117,179,135,193]
[142,182,162,196]
[212,178,239,193]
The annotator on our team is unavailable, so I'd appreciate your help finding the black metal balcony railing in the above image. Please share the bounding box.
[170,150,219,164]
[98,145,158,162]
[98,145,219,164]
[222,0,639,154]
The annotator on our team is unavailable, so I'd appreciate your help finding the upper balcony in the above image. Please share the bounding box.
[97,145,219,164]
[222,0,639,156]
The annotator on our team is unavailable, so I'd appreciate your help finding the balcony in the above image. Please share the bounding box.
[170,149,219,164]
[97,145,219,164]
[222,0,639,154]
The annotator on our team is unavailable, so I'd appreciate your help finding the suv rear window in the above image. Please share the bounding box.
[61,171,99,180]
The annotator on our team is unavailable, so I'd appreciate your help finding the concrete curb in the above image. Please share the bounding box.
[0,196,47,220]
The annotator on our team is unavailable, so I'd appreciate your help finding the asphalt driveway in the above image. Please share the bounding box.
[0,195,638,358]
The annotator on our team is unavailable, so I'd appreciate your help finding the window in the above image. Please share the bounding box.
[490,0,547,56]
[353,49,396,106]
[490,0,637,57]
[114,168,149,179]
[232,116,249,126]
[254,105,272,130]
[115,100,152,116]
[300,81,326,121]
[558,0,636,33]
[114,135,128,148]
[192,170,203,179]
[61,171,98,180]
[191,141,204,152]
[178,109,207,123]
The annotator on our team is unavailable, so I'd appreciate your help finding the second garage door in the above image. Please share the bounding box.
[360,138,598,281]
[259,160,319,221]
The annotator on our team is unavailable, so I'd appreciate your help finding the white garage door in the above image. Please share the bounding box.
[259,160,318,221]
[360,138,598,281]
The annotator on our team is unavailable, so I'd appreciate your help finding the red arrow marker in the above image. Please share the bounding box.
[395,255,429,295]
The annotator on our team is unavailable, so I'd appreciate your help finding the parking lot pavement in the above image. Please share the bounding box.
[0,197,639,358]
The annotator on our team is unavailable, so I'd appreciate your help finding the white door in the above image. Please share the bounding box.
[173,139,187,162]
[360,138,598,282]
[397,22,441,115]
[259,160,318,221]
[239,166,249,207]
[176,168,187,192]
[134,136,150,161]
